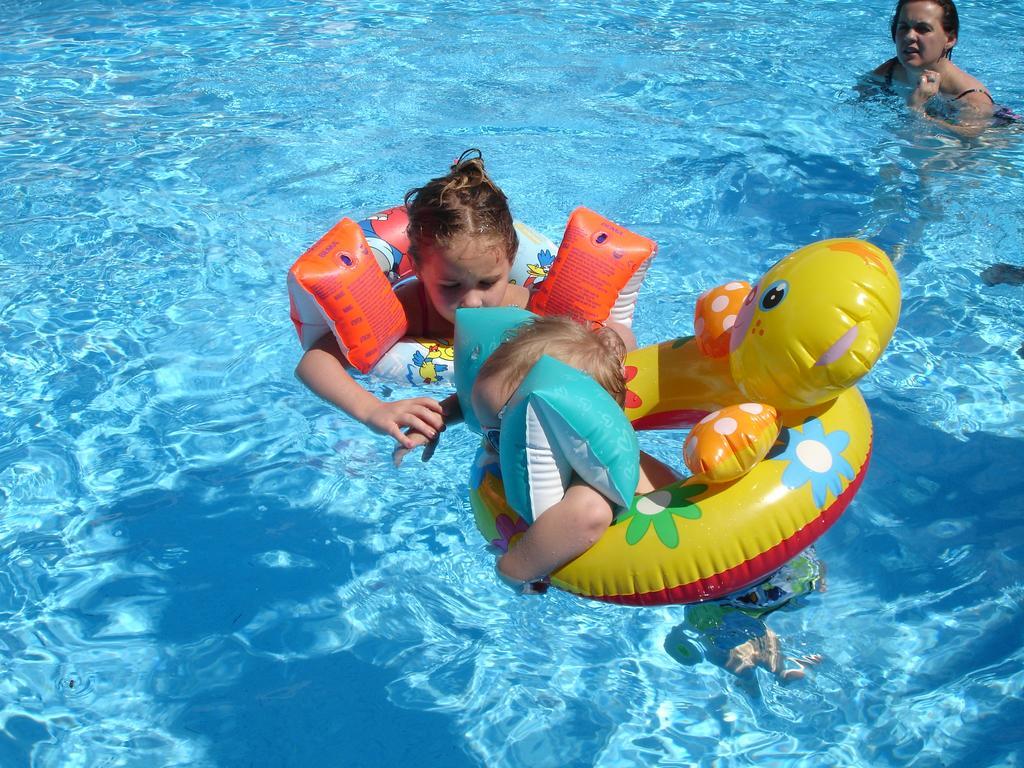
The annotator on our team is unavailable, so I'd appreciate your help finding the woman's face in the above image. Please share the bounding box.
[893,1,956,69]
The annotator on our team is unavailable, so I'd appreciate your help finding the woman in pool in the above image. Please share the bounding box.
[867,0,1015,128]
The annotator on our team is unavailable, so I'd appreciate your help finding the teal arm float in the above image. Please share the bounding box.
[453,307,535,434]
[497,356,640,523]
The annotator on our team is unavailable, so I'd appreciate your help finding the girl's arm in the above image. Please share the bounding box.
[295,333,445,448]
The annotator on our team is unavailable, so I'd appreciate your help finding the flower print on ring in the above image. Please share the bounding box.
[622,483,707,549]
[775,418,855,508]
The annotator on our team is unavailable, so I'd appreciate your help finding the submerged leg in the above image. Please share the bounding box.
[725,630,823,681]
[780,653,824,681]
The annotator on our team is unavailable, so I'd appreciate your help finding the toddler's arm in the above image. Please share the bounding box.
[497,477,613,588]
[638,450,681,493]
[495,453,678,590]
[295,333,445,448]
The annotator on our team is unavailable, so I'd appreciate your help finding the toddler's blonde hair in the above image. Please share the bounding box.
[477,315,627,406]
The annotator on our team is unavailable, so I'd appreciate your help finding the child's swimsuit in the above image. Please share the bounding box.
[685,548,823,651]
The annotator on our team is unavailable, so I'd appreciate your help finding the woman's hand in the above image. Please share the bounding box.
[909,69,941,110]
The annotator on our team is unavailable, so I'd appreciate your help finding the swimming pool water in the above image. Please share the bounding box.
[2,1,1023,766]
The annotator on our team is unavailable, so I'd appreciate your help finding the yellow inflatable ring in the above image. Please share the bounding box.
[469,238,901,605]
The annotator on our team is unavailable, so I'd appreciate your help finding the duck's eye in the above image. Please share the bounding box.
[758,280,788,311]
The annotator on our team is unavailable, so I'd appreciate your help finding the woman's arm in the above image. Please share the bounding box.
[904,66,996,136]
[952,89,997,121]
[907,69,942,111]
[912,72,994,137]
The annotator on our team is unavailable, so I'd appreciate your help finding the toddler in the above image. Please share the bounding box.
[470,315,677,593]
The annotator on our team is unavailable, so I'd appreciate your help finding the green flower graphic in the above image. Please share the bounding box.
[622,483,706,548]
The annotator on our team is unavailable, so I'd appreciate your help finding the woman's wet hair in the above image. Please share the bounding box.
[404,149,518,265]
[890,0,959,58]
[477,315,628,407]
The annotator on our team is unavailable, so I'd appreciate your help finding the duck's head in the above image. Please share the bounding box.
[728,239,901,410]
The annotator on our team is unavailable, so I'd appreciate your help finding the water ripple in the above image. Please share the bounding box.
[1,1,1022,766]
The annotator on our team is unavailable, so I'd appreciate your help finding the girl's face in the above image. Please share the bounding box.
[894,1,955,69]
[415,234,512,324]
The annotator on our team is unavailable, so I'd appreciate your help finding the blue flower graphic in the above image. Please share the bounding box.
[775,418,854,508]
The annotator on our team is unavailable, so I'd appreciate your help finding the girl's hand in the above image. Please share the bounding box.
[909,69,941,109]
[391,393,462,466]
[366,397,444,447]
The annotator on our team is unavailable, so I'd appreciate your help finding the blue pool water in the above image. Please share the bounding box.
[2,1,1023,765]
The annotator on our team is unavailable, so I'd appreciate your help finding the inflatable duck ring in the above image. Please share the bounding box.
[467,238,901,606]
